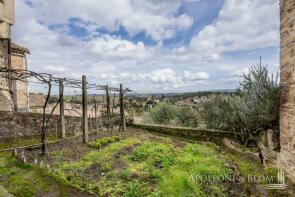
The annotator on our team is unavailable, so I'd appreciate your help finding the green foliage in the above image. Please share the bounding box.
[85,183,100,194]
[202,64,280,145]
[128,141,228,196]
[175,106,199,127]
[142,103,199,127]
[123,181,143,197]
[0,157,60,197]
[1,134,289,196]
[48,96,59,104]
[145,103,178,125]
[50,138,141,195]
[101,162,112,172]
[131,143,175,168]
[88,136,120,149]
[147,143,227,197]
[121,169,131,180]
[8,175,36,197]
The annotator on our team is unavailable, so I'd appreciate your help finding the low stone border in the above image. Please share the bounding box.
[130,123,238,145]
[12,148,51,169]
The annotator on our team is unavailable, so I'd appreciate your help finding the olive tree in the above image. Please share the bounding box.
[203,64,280,145]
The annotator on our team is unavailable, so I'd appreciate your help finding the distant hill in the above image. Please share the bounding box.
[126,89,235,99]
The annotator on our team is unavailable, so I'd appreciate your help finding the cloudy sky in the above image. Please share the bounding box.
[12,0,279,93]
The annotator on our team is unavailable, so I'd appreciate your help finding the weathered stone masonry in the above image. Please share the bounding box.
[279,0,295,180]
[0,111,103,138]
[131,124,237,145]
[1,0,15,112]
[0,39,14,112]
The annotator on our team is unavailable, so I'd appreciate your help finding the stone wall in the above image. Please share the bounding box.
[11,53,28,111]
[0,39,13,112]
[279,0,295,180]
[131,123,237,145]
[0,111,104,138]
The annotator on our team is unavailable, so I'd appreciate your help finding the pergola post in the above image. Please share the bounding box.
[119,84,126,131]
[106,85,111,131]
[59,79,65,139]
[94,99,98,133]
[82,75,89,143]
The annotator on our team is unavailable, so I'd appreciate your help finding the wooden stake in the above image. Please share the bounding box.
[41,78,52,155]
[59,79,65,139]
[106,85,111,131]
[82,75,89,143]
[89,114,92,141]
[119,84,126,131]
[94,99,98,133]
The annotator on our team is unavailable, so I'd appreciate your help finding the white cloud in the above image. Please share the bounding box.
[183,71,209,81]
[148,69,178,84]
[164,0,279,63]
[24,0,193,41]
[90,37,152,60]
[12,0,153,76]
[95,69,209,89]
[11,0,279,92]
[189,0,279,58]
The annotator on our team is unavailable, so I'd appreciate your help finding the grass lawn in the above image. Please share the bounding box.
[0,130,294,196]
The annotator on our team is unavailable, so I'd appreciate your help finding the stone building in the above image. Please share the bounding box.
[279,0,295,180]
[0,0,15,112]
[11,42,30,111]
[0,0,14,38]
[1,0,30,112]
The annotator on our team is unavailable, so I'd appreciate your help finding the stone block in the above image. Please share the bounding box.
[280,0,295,181]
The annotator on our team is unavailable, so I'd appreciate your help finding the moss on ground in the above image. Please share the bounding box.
[46,137,229,196]
[220,150,293,196]
[0,136,92,197]
[0,135,57,150]
[88,136,120,149]
[0,131,294,197]
[124,142,228,197]
[0,156,52,197]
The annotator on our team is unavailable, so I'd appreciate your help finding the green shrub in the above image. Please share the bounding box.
[145,103,178,125]
[142,103,199,127]
[112,136,120,141]
[107,138,116,143]
[88,136,120,149]
[100,139,109,146]
[175,106,199,127]
[88,141,101,149]
[202,64,280,145]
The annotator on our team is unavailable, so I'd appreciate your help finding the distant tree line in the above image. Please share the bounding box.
[142,103,199,128]
[141,64,280,146]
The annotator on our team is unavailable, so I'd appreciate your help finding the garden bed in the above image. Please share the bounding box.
[0,129,294,196]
